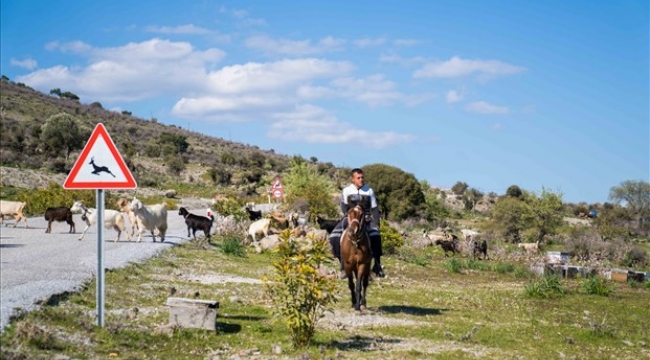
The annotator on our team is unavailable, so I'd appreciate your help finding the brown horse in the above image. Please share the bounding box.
[341,204,372,311]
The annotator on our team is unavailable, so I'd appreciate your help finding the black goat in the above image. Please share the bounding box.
[246,207,262,221]
[316,215,339,234]
[471,239,489,260]
[44,207,75,233]
[434,238,459,257]
[178,207,214,240]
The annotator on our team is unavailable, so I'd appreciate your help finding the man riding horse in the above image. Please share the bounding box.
[329,168,385,278]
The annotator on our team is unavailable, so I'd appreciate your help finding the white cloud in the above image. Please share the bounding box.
[220,6,266,26]
[379,53,426,66]
[354,37,386,47]
[10,58,37,70]
[245,35,345,55]
[296,74,434,107]
[393,39,420,46]
[19,38,225,102]
[45,40,92,54]
[206,58,355,94]
[268,104,415,148]
[145,24,211,35]
[466,101,509,114]
[414,56,526,78]
[446,90,463,103]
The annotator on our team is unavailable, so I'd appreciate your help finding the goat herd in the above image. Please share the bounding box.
[0,198,343,254]
[1,198,502,261]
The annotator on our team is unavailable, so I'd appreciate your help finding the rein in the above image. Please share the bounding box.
[347,213,367,248]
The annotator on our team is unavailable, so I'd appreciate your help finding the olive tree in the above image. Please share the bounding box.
[490,188,564,243]
[40,113,88,161]
[609,180,650,231]
[361,164,426,221]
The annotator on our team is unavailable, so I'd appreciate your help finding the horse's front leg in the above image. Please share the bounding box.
[354,271,364,311]
[347,274,356,308]
[360,268,370,310]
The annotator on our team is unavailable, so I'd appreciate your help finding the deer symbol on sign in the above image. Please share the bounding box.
[89,157,116,178]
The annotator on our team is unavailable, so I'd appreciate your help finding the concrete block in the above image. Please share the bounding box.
[166,297,219,330]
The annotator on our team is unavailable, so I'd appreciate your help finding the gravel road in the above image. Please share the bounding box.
[0,207,207,333]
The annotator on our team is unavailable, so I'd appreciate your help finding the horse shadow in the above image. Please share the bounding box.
[215,314,267,334]
[378,305,447,316]
[326,335,403,351]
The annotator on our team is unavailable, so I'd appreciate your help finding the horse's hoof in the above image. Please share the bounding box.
[360,305,366,311]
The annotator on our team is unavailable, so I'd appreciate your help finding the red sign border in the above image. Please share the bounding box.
[63,123,137,189]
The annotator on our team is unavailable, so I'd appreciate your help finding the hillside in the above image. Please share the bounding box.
[0,80,344,199]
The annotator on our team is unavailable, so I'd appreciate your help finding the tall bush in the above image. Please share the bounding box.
[264,231,338,348]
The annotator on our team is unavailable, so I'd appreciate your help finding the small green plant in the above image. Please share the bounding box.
[494,262,515,274]
[524,275,567,299]
[582,276,613,296]
[627,278,645,289]
[583,312,616,338]
[397,248,430,267]
[219,233,247,257]
[646,280,650,290]
[444,258,463,273]
[264,232,338,348]
[464,258,490,271]
[380,221,404,255]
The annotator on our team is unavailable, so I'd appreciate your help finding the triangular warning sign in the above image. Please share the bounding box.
[63,123,137,189]
[272,177,284,189]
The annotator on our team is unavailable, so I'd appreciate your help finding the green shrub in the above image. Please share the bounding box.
[646,280,650,290]
[17,182,106,215]
[264,233,338,348]
[582,277,613,296]
[397,248,430,267]
[212,198,247,222]
[219,233,247,257]
[444,258,463,273]
[464,259,490,271]
[524,275,567,299]
[495,262,515,274]
[380,221,404,255]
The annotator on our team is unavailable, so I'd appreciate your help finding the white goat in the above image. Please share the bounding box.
[518,241,540,254]
[129,197,168,242]
[116,197,139,237]
[0,200,28,228]
[247,218,271,244]
[70,201,129,242]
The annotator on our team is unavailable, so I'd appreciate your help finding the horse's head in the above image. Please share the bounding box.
[347,204,366,239]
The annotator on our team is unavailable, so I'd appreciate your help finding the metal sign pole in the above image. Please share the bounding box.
[96,189,105,327]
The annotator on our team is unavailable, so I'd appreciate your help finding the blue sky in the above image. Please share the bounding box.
[2,1,648,204]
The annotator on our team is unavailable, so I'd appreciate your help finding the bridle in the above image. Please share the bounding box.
[347,205,367,248]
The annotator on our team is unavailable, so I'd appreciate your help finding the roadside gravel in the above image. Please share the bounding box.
[0,206,207,333]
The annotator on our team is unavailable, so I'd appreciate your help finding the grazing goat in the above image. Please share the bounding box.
[247,218,271,243]
[316,215,339,234]
[44,207,75,233]
[470,239,489,260]
[434,238,460,257]
[518,241,540,254]
[0,200,28,228]
[116,198,139,237]
[269,212,290,232]
[70,201,129,242]
[178,207,213,240]
[129,197,168,242]
[246,207,262,221]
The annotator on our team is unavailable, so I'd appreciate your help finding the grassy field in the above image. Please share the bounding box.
[2,237,649,360]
